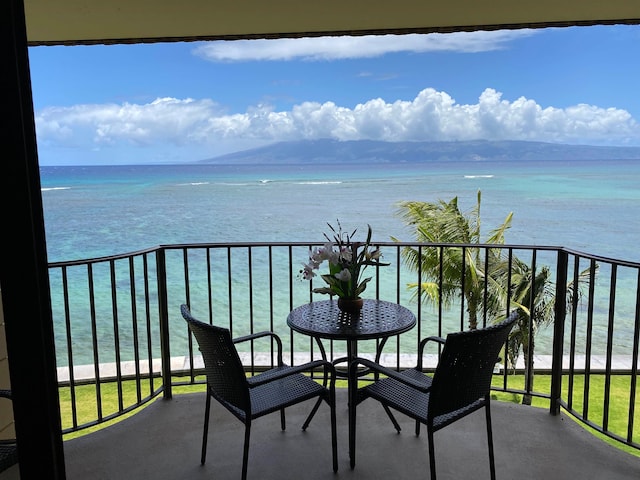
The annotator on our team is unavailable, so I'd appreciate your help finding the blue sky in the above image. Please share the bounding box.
[28,25,640,166]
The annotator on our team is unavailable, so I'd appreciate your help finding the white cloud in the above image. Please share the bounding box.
[36,97,220,147]
[192,31,536,62]
[35,87,640,161]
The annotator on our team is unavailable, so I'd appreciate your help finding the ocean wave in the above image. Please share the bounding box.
[297,181,342,185]
[178,181,210,186]
[41,186,71,191]
[464,175,494,179]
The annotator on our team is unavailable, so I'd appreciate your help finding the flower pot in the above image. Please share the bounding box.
[337,297,364,315]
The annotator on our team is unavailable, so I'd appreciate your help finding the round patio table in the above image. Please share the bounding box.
[287,299,416,367]
[287,298,416,429]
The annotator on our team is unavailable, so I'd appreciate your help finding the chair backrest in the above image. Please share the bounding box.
[180,304,250,413]
[428,312,517,420]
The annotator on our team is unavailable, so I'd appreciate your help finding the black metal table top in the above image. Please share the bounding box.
[287,299,416,341]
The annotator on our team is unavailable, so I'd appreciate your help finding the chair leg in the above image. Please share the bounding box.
[301,397,323,430]
[242,421,252,480]
[329,390,338,472]
[280,408,286,430]
[201,393,212,464]
[348,390,357,469]
[382,404,401,433]
[485,401,496,480]
[427,424,436,480]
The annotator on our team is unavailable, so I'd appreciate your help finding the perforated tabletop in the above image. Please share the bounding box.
[287,299,416,341]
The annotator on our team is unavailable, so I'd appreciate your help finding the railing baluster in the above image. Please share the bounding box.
[550,249,568,415]
[436,245,442,342]
[156,248,171,399]
[109,259,124,412]
[525,250,537,400]
[582,259,598,420]
[142,253,154,397]
[182,249,195,382]
[503,247,515,392]
[206,247,213,324]
[129,256,141,404]
[227,246,233,336]
[482,246,490,328]
[248,246,255,375]
[460,245,466,330]
[61,266,78,429]
[628,270,640,444]
[567,254,581,412]
[268,246,275,369]
[289,245,297,366]
[603,264,617,430]
[87,263,103,420]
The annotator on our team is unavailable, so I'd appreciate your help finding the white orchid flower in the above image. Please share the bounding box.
[366,248,383,261]
[334,268,351,282]
[300,263,317,280]
[327,249,341,264]
[339,247,353,263]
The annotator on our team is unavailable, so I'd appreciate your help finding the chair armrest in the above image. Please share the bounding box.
[247,360,336,387]
[233,331,283,364]
[349,357,431,393]
[233,330,281,344]
[417,335,446,369]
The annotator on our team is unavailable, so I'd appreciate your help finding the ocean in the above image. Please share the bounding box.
[40,159,640,365]
[40,159,640,263]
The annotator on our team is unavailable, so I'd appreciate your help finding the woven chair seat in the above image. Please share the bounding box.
[0,444,18,473]
[364,369,485,430]
[364,369,432,421]
[0,390,17,473]
[251,372,327,414]
[349,313,517,479]
[180,304,338,480]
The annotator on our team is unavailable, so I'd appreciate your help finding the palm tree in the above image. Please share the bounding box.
[500,259,555,405]
[396,191,593,405]
[495,257,593,405]
[395,191,513,329]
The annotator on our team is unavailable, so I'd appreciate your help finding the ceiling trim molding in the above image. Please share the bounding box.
[24,0,640,47]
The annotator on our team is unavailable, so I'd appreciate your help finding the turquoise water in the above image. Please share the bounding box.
[41,159,640,262]
[40,159,640,365]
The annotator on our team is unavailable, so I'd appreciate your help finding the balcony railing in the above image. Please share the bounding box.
[48,242,639,451]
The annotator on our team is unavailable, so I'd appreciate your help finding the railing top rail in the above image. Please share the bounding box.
[159,241,565,249]
[560,247,640,268]
[47,241,640,270]
[48,246,159,267]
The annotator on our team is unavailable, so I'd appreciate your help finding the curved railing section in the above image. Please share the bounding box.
[48,242,639,451]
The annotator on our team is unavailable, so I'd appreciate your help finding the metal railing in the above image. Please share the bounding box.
[48,242,639,450]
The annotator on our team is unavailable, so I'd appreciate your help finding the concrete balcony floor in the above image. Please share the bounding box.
[63,390,639,480]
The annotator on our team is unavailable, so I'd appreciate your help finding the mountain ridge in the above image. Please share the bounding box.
[198,139,640,164]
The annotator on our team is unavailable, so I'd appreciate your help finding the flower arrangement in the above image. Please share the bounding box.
[301,221,389,300]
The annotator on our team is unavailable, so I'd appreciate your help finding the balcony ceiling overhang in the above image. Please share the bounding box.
[24,0,640,46]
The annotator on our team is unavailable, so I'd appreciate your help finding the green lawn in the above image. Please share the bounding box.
[60,373,640,458]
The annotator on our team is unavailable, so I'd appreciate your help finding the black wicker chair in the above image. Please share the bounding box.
[180,304,338,480]
[0,390,18,474]
[348,312,517,479]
